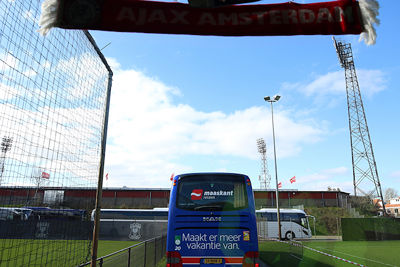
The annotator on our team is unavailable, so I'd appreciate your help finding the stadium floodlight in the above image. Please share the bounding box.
[257,138,266,154]
[257,138,270,190]
[1,137,12,153]
[0,137,13,186]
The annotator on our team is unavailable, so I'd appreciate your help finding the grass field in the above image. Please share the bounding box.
[0,239,90,266]
[101,239,400,267]
[259,239,400,267]
[2,238,399,266]
[97,240,140,257]
[100,239,400,267]
[0,239,139,266]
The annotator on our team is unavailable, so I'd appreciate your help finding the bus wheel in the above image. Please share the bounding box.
[285,231,295,240]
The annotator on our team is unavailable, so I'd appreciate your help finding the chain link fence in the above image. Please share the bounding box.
[0,0,111,266]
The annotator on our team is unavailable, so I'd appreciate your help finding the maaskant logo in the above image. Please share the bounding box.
[203,190,234,199]
[191,189,234,200]
[191,189,203,200]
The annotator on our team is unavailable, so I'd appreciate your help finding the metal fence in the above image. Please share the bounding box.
[80,235,167,267]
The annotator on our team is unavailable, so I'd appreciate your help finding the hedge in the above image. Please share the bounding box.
[341,218,400,241]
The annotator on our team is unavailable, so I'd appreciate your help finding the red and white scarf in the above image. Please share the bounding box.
[39,0,379,44]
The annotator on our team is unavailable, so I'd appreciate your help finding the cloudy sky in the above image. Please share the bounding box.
[88,0,400,195]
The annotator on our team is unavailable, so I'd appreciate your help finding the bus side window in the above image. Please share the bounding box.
[268,213,276,221]
[292,213,303,224]
[282,214,290,221]
[287,213,300,224]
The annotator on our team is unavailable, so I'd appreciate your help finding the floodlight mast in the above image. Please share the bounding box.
[0,137,13,186]
[256,138,271,189]
[333,37,386,215]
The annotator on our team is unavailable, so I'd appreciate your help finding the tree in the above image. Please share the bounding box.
[384,188,399,202]
[28,167,49,205]
[349,189,379,217]
[31,168,49,189]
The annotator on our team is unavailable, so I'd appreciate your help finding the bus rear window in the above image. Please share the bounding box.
[176,174,248,211]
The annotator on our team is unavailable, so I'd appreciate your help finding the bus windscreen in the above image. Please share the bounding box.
[176,174,248,211]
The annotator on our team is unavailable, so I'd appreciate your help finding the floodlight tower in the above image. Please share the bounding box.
[256,138,271,189]
[333,37,385,213]
[0,136,13,185]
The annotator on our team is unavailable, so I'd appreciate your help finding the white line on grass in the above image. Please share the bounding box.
[312,246,396,267]
[270,239,367,267]
[303,246,366,267]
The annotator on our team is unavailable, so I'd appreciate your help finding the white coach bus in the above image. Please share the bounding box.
[256,208,312,240]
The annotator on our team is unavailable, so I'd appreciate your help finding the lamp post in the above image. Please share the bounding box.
[264,95,282,240]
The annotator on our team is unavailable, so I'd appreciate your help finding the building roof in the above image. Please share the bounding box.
[385,203,400,208]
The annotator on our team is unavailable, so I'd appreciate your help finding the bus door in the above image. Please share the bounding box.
[300,215,312,238]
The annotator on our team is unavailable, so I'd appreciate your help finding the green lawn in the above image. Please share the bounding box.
[259,240,400,267]
[0,239,139,266]
[156,256,167,267]
[5,238,398,267]
[97,240,140,257]
[0,239,90,266]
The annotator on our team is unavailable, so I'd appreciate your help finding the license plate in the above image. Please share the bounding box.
[204,258,223,264]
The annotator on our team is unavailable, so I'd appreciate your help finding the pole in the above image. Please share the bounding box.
[270,101,282,240]
[91,71,112,266]
[85,30,114,267]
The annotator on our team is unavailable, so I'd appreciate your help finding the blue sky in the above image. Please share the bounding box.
[89,0,400,195]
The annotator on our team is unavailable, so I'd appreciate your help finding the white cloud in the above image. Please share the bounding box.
[57,52,107,101]
[294,167,352,192]
[104,61,328,188]
[300,167,349,182]
[357,70,387,97]
[22,69,36,77]
[105,57,121,71]
[0,53,18,71]
[285,69,386,101]
[0,102,104,188]
[22,10,36,23]
[0,83,20,100]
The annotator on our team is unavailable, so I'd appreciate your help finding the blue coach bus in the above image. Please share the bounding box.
[166,173,259,267]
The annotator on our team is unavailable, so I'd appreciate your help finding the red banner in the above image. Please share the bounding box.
[53,0,364,36]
